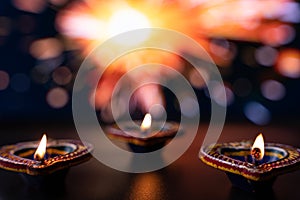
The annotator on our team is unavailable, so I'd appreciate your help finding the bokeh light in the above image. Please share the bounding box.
[30,38,63,60]
[276,49,300,78]
[52,66,73,85]
[260,25,295,46]
[0,71,10,91]
[0,0,299,124]
[180,96,199,118]
[53,0,300,119]
[255,46,278,67]
[189,68,209,89]
[209,38,236,63]
[209,81,234,107]
[261,80,286,101]
[46,87,69,109]
[279,2,300,23]
[12,0,47,13]
[244,102,271,125]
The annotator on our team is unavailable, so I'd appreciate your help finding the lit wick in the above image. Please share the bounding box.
[33,134,47,161]
[140,113,152,132]
[251,148,262,161]
[251,133,265,165]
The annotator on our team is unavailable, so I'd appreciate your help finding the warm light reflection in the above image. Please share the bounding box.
[251,133,265,161]
[140,113,152,132]
[129,173,165,200]
[34,134,47,161]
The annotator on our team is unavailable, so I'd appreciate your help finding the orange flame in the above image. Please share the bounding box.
[140,113,152,132]
[251,133,265,160]
[34,134,47,161]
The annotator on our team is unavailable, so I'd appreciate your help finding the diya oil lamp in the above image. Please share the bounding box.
[106,113,179,153]
[200,133,300,193]
[0,134,93,189]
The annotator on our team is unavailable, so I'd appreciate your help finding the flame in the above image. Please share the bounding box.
[34,134,47,161]
[251,133,265,160]
[140,113,152,132]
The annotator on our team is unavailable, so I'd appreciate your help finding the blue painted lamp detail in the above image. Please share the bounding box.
[106,113,179,153]
[0,134,93,175]
[200,134,300,192]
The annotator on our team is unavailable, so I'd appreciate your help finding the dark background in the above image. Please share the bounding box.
[0,0,299,124]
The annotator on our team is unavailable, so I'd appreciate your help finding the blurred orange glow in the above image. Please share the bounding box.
[260,24,295,46]
[30,38,63,60]
[57,0,295,63]
[107,8,151,45]
[129,173,165,200]
[13,0,47,13]
[189,68,209,89]
[46,87,69,108]
[255,46,278,67]
[276,49,300,78]
[56,0,298,113]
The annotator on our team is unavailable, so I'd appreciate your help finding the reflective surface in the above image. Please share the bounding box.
[0,122,299,200]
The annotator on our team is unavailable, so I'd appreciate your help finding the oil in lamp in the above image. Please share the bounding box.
[0,134,93,189]
[106,113,179,153]
[200,133,300,193]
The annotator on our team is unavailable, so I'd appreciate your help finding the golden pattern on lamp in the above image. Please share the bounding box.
[0,134,93,175]
[200,133,300,192]
[106,113,179,153]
